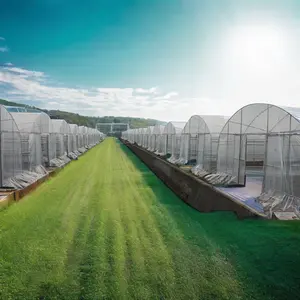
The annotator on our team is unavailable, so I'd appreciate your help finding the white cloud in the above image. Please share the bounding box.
[4,67,44,78]
[0,46,9,53]
[0,65,184,120]
[135,95,150,101]
[0,37,5,41]
[4,62,13,66]
[135,87,159,95]
[154,92,178,100]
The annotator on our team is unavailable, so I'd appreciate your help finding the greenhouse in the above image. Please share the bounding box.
[141,126,151,149]
[152,125,165,153]
[179,115,227,169]
[0,105,22,187]
[88,128,94,146]
[145,126,154,151]
[123,129,130,142]
[92,128,99,145]
[10,112,53,171]
[78,126,88,149]
[137,128,147,146]
[87,127,93,146]
[133,128,139,145]
[89,128,101,146]
[121,130,128,141]
[162,122,185,158]
[69,124,79,153]
[134,128,139,144]
[142,128,149,148]
[126,129,134,144]
[136,128,143,146]
[0,105,102,188]
[131,128,137,144]
[216,103,300,211]
[52,119,71,157]
[125,129,131,143]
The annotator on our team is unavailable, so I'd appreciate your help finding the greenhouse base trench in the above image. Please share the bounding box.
[121,139,266,219]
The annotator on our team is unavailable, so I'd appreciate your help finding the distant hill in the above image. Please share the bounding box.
[0,99,164,129]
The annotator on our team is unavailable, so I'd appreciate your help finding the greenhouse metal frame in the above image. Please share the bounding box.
[162,122,185,158]
[0,105,23,187]
[119,103,300,216]
[0,105,102,188]
[126,129,134,144]
[145,126,155,150]
[152,125,165,153]
[52,119,71,157]
[69,124,79,153]
[217,103,300,204]
[137,128,147,146]
[10,112,47,172]
[78,126,88,149]
[139,128,147,148]
[179,115,227,169]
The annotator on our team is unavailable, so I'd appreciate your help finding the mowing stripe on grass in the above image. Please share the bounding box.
[1,138,300,300]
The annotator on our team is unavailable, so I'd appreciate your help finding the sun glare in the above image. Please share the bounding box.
[224,22,290,73]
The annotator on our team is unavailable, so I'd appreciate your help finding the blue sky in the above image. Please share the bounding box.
[1,0,300,120]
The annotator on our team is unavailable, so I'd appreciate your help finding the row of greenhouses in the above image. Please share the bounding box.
[122,103,300,217]
[0,105,104,189]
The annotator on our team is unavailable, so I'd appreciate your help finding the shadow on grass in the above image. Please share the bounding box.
[120,141,300,300]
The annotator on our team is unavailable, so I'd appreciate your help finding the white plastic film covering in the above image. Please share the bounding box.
[134,128,138,144]
[137,128,146,146]
[0,106,100,188]
[163,122,185,156]
[169,133,182,162]
[152,125,165,153]
[52,119,72,155]
[11,112,44,171]
[179,115,226,167]
[145,126,154,149]
[69,124,79,152]
[0,106,23,186]
[262,109,300,210]
[78,126,88,148]
[216,103,300,216]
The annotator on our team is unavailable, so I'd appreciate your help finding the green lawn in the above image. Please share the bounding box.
[1,138,300,300]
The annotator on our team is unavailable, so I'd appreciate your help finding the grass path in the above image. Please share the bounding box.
[1,138,300,299]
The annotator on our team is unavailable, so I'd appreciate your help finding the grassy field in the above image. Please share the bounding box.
[1,138,300,300]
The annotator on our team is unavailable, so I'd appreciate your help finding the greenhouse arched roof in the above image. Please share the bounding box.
[5,106,41,113]
[0,105,21,133]
[182,115,227,135]
[218,103,300,135]
[11,112,52,133]
[52,119,70,134]
[163,121,186,134]
[69,124,79,134]
[153,125,165,134]
[87,127,94,134]
[78,126,88,134]
[138,127,147,134]
[146,126,155,135]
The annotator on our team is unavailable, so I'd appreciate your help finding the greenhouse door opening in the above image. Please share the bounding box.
[188,134,198,165]
[245,134,265,188]
[242,134,266,198]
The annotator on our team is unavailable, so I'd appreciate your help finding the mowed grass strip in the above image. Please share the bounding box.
[0,138,300,299]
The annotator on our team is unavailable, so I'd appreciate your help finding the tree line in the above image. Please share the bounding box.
[0,99,163,129]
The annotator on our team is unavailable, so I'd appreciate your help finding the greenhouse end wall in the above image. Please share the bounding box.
[217,103,300,206]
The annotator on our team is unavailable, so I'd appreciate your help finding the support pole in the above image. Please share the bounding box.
[262,105,270,194]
